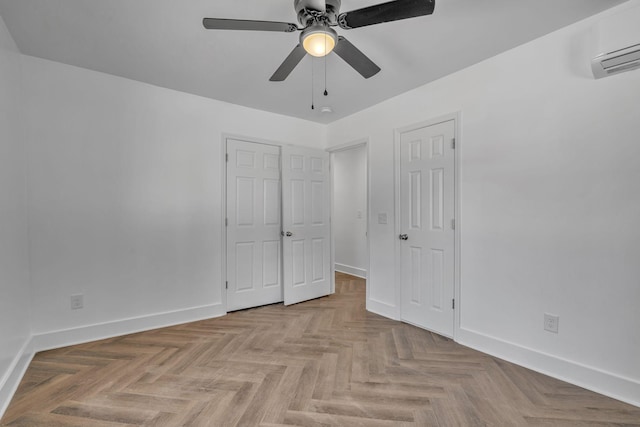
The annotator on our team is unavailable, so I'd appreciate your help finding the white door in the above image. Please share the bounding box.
[399,119,455,337]
[281,145,331,305]
[226,139,282,311]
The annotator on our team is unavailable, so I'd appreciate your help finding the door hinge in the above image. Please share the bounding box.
[451,219,456,230]
[225,218,228,227]
[226,153,229,162]
[225,281,228,290]
[452,299,455,309]
[452,138,456,149]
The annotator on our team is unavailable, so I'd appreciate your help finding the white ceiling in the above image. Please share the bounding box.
[0,0,626,124]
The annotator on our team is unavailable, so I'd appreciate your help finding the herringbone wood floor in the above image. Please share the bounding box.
[2,273,639,426]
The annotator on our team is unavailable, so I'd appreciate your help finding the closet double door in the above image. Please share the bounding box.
[226,138,331,311]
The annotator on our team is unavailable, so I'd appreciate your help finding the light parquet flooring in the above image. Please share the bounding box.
[2,273,639,426]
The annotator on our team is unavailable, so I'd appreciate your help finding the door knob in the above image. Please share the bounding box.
[286,231,293,237]
[399,234,409,241]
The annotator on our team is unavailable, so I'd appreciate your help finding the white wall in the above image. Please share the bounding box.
[20,55,325,347]
[0,14,31,415]
[327,2,640,406]
[333,145,368,278]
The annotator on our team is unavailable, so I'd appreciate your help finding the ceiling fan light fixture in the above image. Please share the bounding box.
[301,25,337,57]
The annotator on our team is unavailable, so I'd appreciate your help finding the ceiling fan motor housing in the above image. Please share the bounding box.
[295,0,342,26]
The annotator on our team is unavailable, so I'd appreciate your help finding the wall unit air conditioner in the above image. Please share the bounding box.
[591,2,640,79]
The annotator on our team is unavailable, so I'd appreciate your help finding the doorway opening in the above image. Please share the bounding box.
[329,141,369,300]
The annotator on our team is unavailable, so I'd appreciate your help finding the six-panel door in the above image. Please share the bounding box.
[226,139,283,311]
[281,145,331,306]
[399,120,455,337]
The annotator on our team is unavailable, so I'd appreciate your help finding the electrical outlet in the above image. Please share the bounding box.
[70,294,84,310]
[357,210,363,219]
[544,313,559,333]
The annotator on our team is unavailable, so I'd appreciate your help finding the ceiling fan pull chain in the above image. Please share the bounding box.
[311,57,315,110]
[324,37,329,96]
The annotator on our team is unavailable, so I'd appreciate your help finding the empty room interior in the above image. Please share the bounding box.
[1,0,640,425]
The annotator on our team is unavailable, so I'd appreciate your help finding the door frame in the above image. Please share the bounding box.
[327,139,370,297]
[393,113,462,340]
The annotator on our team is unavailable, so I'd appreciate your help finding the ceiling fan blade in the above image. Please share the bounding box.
[270,44,307,81]
[333,36,381,79]
[203,18,298,33]
[337,0,435,29]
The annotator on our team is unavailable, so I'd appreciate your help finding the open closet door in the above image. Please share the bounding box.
[281,145,331,305]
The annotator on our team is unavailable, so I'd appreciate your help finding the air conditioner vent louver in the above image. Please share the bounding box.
[592,44,640,79]
[605,60,640,75]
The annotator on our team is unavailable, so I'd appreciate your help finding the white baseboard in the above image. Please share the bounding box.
[335,263,367,279]
[366,298,400,321]
[33,303,226,352]
[0,337,35,419]
[457,327,640,408]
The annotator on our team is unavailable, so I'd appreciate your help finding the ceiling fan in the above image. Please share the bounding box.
[203,0,435,81]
